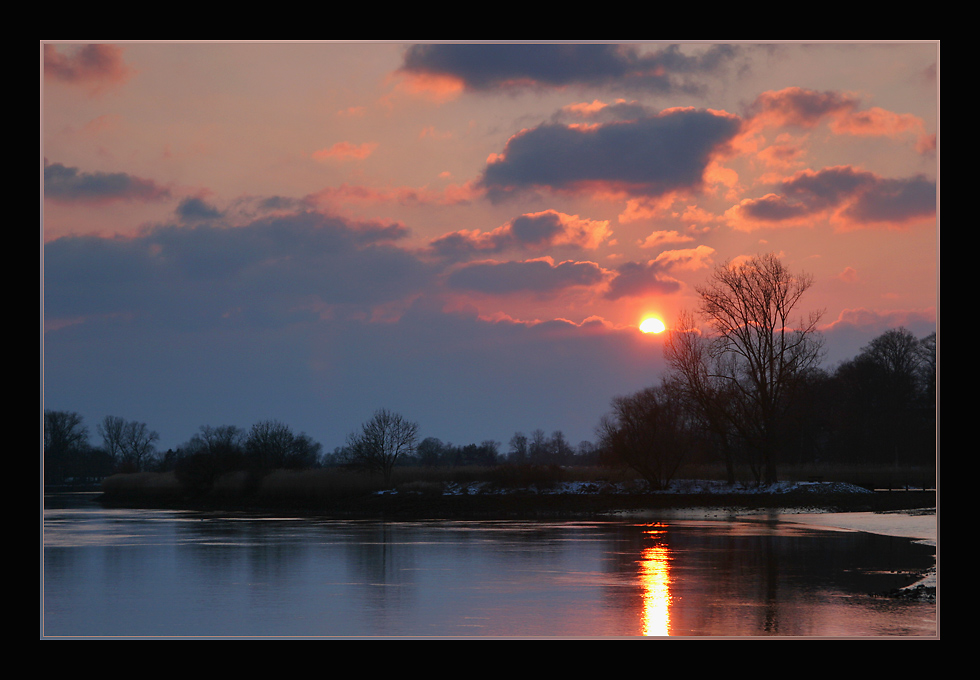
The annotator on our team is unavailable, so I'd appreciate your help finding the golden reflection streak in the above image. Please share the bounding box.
[640,524,672,636]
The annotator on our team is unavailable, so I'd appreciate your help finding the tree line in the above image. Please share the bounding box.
[43,254,937,492]
[42,405,595,490]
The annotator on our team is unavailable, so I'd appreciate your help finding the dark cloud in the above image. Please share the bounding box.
[44,161,170,204]
[841,175,936,223]
[479,108,742,200]
[44,44,132,89]
[604,260,683,300]
[400,43,740,94]
[176,197,223,222]
[44,210,430,329]
[428,210,611,260]
[447,258,606,296]
[735,167,936,227]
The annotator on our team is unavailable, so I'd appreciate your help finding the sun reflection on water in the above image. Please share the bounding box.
[640,523,672,636]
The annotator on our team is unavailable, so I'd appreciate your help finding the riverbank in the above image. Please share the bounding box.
[95,470,936,520]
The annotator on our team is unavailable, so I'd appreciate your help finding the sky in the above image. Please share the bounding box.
[41,41,939,453]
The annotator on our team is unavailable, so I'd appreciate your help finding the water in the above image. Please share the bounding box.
[42,493,937,637]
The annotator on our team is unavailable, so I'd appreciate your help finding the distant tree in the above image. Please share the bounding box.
[416,437,445,467]
[478,440,500,466]
[919,331,937,405]
[576,440,599,465]
[666,253,824,483]
[528,429,549,465]
[120,420,160,472]
[508,432,529,464]
[344,409,419,486]
[44,409,91,484]
[549,430,574,466]
[96,415,127,468]
[245,420,321,470]
[197,424,244,455]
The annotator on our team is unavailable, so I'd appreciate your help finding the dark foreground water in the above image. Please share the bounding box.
[42,493,936,637]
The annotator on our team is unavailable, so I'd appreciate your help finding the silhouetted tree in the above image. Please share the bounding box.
[416,437,445,467]
[528,429,550,465]
[344,409,419,485]
[96,415,127,468]
[666,253,824,483]
[597,380,693,490]
[828,327,936,466]
[119,420,160,472]
[508,432,529,464]
[549,430,574,466]
[245,420,321,470]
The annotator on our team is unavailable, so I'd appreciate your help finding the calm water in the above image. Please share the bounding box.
[42,493,936,637]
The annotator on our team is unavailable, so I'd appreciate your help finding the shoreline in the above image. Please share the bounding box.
[780,507,937,600]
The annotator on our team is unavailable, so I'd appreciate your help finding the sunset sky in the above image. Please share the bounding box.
[41,41,939,452]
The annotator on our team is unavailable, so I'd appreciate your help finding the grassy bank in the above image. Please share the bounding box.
[96,463,936,517]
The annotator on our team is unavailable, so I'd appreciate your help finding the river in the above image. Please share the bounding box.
[41,493,937,638]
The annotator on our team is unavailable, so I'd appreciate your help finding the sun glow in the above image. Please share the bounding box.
[640,317,666,334]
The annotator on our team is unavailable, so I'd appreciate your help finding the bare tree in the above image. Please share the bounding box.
[596,380,693,490]
[508,432,529,464]
[667,253,824,484]
[96,415,127,467]
[121,420,160,472]
[244,420,320,470]
[345,409,419,486]
[665,310,741,483]
[245,420,294,469]
[44,410,91,483]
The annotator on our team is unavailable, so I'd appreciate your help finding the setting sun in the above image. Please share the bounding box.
[640,317,666,334]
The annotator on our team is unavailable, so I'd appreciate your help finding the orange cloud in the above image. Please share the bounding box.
[756,134,808,169]
[312,142,378,161]
[618,194,679,223]
[390,71,465,103]
[650,245,715,271]
[830,106,924,135]
[746,87,858,131]
[638,230,694,249]
[562,99,615,116]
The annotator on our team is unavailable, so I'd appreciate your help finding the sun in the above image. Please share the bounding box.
[640,317,666,334]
